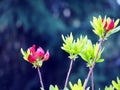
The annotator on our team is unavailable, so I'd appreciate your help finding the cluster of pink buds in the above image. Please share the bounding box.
[28,45,49,63]
[21,44,50,67]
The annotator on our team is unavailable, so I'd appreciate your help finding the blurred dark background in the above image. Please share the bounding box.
[0,0,120,90]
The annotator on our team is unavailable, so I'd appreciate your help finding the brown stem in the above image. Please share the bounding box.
[37,67,44,90]
[64,60,73,89]
[83,39,103,90]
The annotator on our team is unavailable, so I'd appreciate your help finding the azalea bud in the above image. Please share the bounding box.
[102,19,107,28]
[29,44,36,54]
[36,47,45,59]
[106,20,114,32]
[102,19,115,33]
[28,54,36,63]
[43,50,50,61]
[21,44,50,67]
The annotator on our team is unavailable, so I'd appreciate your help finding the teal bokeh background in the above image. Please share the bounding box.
[0,0,120,90]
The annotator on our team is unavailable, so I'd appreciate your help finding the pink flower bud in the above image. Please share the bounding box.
[106,20,114,32]
[28,54,36,63]
[43,50,50,61]
[102,19,115,33]
[36,47,45,59]
[22,44,50,67]
[29,44,36,54]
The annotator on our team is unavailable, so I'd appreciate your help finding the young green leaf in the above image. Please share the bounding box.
[49,85,59,90]
[21,48,30,61]
[79,40,104,67]
[112,77,120,90]
[69,79,84,90]
[104,85,114,90]
[61,33,88,60]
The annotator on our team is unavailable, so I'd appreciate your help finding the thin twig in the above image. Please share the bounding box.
[64,60,74,89]
[37,67,44,90]
[83,39,103,90]
[91,68,94,90]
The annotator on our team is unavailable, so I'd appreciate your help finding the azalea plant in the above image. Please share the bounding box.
[21,45,50,90]
[21,15,120,90]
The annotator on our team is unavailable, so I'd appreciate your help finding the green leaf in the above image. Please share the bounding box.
[69,82,73,89]
[40,87,44,90]
[114,19,120,27]
[112,80,118,89]
[90,16,104,39]
[62,34,66,43]
[69,79,85,90]
[33,59,43,68]
[106,26,120,38]
[21,48,25,56]
[79,39,103,66]
[104,85,114,90]
[96,59,104,63]
[86,87,90,90]
[64,87,69,90]
[49,85,54,90]
[20,48,30,61]
[49,85,59,90]
[78,79,82,87]
[61,33,88,60]
[112,77,120,90]
[79,53,88,62]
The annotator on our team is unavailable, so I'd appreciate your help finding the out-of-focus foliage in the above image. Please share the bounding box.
[0,0,120,90]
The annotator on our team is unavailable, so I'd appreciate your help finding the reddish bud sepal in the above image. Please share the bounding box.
[43,50,50,61]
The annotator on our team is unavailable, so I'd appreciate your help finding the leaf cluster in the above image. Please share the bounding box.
[48,79,90,90]
[91,16,120,39]
[104,85,114,90]
[61,33,88,60]
[104,77,120,90]
[80,40,104,67]
[112,77,120,90]
[90,16,105,39]
[61,32,104,67]
[48,77,120,90]
[49,85,59,90]
[69,79,90,90]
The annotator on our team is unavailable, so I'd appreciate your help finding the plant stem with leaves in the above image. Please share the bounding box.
[83,39,103,90]
[37,67,44,90]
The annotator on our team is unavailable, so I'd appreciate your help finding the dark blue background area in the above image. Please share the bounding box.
[0,0,120,90]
